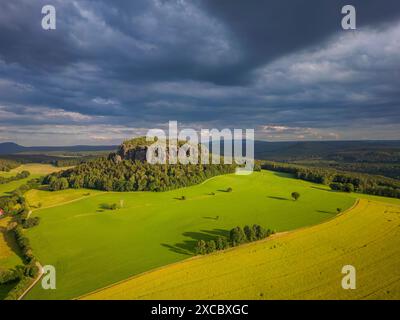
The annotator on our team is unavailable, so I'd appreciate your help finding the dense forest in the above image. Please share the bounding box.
[0,154,99,168]
[262,161,400,199]
[252,140,400,180]
[44,158,237,192]
[292,160,400,180]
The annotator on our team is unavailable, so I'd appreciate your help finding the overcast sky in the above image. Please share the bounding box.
[0,0,399,145]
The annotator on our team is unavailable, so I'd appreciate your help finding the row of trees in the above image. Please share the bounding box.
[0,178,42,299]
[330,182,354,193]
[0,170,30,185]
[44,158,237,192]
[195,225,275,255]
[54,156,97,167]
[262,161,400,199]
[0,159,20,172]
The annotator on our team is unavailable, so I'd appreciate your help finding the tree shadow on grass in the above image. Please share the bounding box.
[160,243,192,256]
[0,226,24,262]
[203,216,219,220]
[0,281,18,300]
[270,172,295,179]
[316,210,336,215]
[161,228,229,256]
[268,196,289,201]
[311,186,333,192]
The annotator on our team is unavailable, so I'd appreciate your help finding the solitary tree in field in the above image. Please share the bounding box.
[337,208,342,214]
[291,192,300,201]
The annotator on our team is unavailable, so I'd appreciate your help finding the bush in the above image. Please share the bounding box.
[101,203,118,210]
[206,240,217,254]
[195,240,207,255]
[215,236,229,250]
[244,225,256,242]
[0,268,19,285]
[22,217,41,229]
[49,177,69,191]
[230,226,246,246]
[291,192,300,201]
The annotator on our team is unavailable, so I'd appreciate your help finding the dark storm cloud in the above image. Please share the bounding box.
[0,1,83,71]
[0,0,399,145]
[200,0,400,79]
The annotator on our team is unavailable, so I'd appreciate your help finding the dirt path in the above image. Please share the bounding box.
[17,262,43,300]
[30,192,106,212]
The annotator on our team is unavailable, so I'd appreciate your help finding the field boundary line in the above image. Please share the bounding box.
[77,198,362,300]
[30,192,107,212]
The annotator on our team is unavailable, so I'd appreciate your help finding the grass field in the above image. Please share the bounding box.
[24,170,356,299]
[0,163,72,299]
[0,164,69,196]
[0,163,68,176]
[82,199,400,300]
[0,217,23,269]
[26,188,104,210]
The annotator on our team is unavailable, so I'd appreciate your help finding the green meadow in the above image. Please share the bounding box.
[86,199,400,300]
[24,170,355,299]
[0,164,68,196]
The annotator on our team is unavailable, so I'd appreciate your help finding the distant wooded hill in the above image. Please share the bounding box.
[0,142,117,155]
[2,140,400,179]
[2,140,400,161]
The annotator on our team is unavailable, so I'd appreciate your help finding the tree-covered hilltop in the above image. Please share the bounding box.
[44,158,236,192]
[43,138,237,192]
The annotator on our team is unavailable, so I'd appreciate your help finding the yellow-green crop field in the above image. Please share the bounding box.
[82,199,400,300]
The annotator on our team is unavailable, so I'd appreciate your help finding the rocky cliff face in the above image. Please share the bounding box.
[108,143,148,163]
[108,137,199,164]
